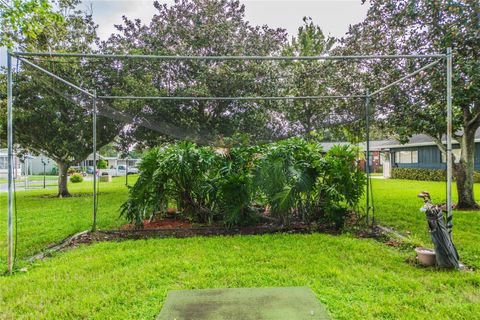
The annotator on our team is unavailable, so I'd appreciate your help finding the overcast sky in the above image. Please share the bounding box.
[1,0,369,65]
[81,0,369,40]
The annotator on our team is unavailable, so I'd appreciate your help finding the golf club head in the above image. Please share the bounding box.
[417,191,431,200]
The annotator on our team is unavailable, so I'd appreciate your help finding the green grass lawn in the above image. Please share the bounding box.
[21,175,59,181]
[0,177,133,266]
[0,178,479,319]
[0,175,59,183]
[371,178,480,269]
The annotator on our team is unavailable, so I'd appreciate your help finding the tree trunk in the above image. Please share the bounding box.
[455,128,479,209]
[57,161,71,198]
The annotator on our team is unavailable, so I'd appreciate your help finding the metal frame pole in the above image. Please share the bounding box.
[125,158,128,187]
[7,52,14,274]
[13,51,446,60]
[92,90,98,231]
[446,48,453,228]
[365,90,371,225]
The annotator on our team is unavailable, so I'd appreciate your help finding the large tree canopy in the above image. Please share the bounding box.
[338,0,480,208]
[0,0,63,49]
[101,0,290,148]
[281,17,337,138]
[1,0,122,197]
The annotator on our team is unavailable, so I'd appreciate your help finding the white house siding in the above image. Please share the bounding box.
[0,149,22,179]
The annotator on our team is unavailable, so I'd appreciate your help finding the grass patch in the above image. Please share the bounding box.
[0,176,134,267]
[0,234,479,319]
[371,179,480,269]
[0,178,479,319]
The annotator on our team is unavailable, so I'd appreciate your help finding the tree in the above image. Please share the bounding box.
[101,0,288,148]
[338,0,480,208]
[0,0,122,197]
[0,0,63,49]
[282,17,336,137]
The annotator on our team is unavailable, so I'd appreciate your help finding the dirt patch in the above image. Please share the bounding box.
[121,218,193,230]
[63,222,323,250]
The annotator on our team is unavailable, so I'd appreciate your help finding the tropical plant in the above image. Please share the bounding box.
[214,146,261,227]
[121,142,220,226]
[121,139,365,229]
[254,138,321,224]
[318,145,366,228]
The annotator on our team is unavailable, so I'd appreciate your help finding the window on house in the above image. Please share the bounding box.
[0,156,7,169]
[395,150,418,164]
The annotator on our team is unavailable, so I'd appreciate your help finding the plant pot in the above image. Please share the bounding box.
[415,247,436,266]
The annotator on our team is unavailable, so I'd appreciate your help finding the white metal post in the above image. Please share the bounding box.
[92,90,97,231]
[365,90,371,225]
[446,48,453,227]
[7,52,14,274]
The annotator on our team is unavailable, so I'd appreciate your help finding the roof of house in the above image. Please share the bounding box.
[319,139,394,152]
[379,128,480,149]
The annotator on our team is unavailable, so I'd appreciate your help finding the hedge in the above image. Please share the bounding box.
[392,168,480,183]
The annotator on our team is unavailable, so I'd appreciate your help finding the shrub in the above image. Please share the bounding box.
[67,167,77,175]
[121,139,365,229]
[254,138,322,224]
[70,173,83,183]
[97,159,108,169]
[121,143,222,226]
[392,167,480,183]
[391,168,446,181]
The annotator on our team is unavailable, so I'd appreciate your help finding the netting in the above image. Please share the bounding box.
[14,55,384,149]
[4,51,453,273]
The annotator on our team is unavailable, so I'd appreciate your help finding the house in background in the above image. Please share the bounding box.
[18,150,140,176]
[0,149,22,179]
[82,153,141,176]
[380,129,480,178]
[29,155,57,175]
[319,140,393,174]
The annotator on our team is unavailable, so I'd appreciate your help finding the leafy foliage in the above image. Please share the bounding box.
[392,168,480,183]
[0,0,123,197]
[255,141,365,227]
[69,172,83,183]
[0,0,63,49]
[102,0,289,148]
[338,0,480,208]
[97,160,108,169]
[121,139,365,229]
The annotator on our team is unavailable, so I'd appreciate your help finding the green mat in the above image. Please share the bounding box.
[157,286,331,320]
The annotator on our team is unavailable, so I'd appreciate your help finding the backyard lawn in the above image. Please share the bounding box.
[0,178,479,319]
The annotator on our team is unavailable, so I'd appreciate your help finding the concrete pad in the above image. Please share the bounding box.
[157,286,330,320]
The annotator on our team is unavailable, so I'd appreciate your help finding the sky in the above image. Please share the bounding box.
[0,0,369,65]
[81,0,369,40]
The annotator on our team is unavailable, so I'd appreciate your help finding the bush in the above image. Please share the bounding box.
[67,167,77,175]
[70,173,84,183]
[392,167,480,183]
[97,159,108,169]
[121,139,365,229]
[391,168,446,181]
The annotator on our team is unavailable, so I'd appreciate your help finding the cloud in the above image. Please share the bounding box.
[84,0,368,40]
[1,0,368,66]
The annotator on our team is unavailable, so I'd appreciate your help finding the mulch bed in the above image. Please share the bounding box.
[67,222,319,249]
[29,216,341,262]
[120,218,193,230]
